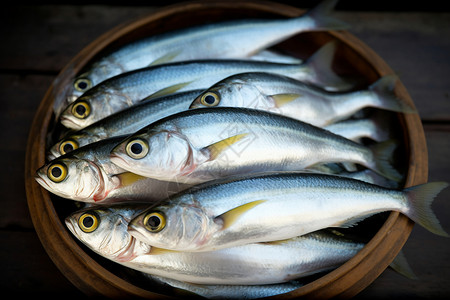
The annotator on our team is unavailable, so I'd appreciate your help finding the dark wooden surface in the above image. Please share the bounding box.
[1,2,449,298]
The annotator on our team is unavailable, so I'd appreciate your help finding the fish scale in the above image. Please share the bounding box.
[53,0,347,117]
[110,107,402,184]
[59,41,354,130]
[127,172,448,253]
[65,205,366,285]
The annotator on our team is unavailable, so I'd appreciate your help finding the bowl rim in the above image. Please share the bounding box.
[25,1,427,298]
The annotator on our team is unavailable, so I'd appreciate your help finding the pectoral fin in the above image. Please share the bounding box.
[270,93,301,108]
[216,200,267,230]
[145,81,194,100]
[149,50,182,66]
[149,246,181,255]
[201,133,248,160]
[116,172,147,187]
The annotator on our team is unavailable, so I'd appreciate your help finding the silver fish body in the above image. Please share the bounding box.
[36,136,190,203]
[110,107,402,184]
[128,172,448,252]
[65,205,365,285]
[48,90,203,160]
[53,0,346,116]
[148,274,303,299]
[324,116,392,143]
[60,42,353,130]
[189,72,415,127]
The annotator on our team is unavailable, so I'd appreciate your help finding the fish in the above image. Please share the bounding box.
[59,41,354,130]
[48,90,203,160]
[52,0,347,116]
[300,166,400,189]
[146,247,416,299]
[189,72,416,127]
[35,136,190,203]
[109,107,403,185]
[323,112,394,143]
[127,172,448,252]
[147,274,304,299]
[65,204,366,285]
[246,49,302,64]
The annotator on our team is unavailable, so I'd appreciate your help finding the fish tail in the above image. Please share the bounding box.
[303,0,350,31]
[370,139,403,182]
[389,250,417,280]
[404,181,449,237]
[304,41,355,91]
[369,75,417,113]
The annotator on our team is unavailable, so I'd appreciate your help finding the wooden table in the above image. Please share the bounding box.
[1,2,449,298]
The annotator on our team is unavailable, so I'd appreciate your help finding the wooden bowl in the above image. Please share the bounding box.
[25,0,427,298]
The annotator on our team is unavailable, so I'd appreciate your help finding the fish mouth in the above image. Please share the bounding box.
[127,221,148,243]
[60,115,84,130]
[109,152,129,169]
[64,218,76,236]
[188,99,201,109]
[34,174,50,189]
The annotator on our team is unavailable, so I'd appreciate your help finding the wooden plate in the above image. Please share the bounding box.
[25,1,427,298]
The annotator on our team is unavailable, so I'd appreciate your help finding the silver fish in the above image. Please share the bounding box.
[109,107,402,184]
[59,42,354,130]
[52,0,347,116]
[189,72,416,127]
[246,50,302,64]
[65,204,365,285]
[36,136,190,203]
[48,90,203,160]
[148,274,303,299]
[147,248,416,299]
[323,113,394,143]
[128,172,448,252]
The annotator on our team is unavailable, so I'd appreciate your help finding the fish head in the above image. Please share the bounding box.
[47,132,104,160]
[128,202,220,251]
[59,85,130,130]
[59,93,97,130]
[35,156,111,202]
[65,206,150,260]
[189,75,267,110]
[110,128,194,182]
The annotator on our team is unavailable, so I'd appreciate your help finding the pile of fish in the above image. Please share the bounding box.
[35,0,448,298]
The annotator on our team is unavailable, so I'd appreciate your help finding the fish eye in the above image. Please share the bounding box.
[78,211,99,233]
[125,138,149,159]
[59,139,79,155]
[47,162,68,183]
[71,101,91,119]
[143,212,166,233]
[200,92,220,107]
[74,78,92,92]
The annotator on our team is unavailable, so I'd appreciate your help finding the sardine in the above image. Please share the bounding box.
[52,0,347,116]
[148,274,304,299]
[48,90,202,160]
[189,72,416,127]
[59,42,354,130]
[65,204,365,285]
[109,107,403,184]
[324,113,394,143]
[36,136,190,203]
[128,172,448,252]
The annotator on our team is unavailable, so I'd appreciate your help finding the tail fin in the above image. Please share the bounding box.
[303,0,350,31]
[404,181,449,237]
[389,250,418,280]
[369,139,403,182]
[369,75,417,114]
[305,41,356,92]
